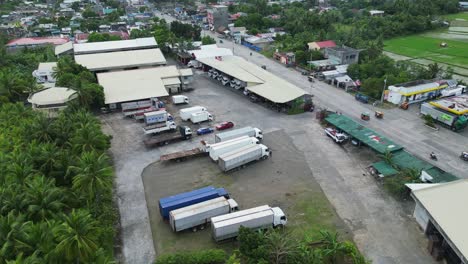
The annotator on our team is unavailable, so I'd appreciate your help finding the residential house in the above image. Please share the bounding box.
[308,40,336,51]
[324,46,360,65]
[28,87,77,117]
[33,62,57,83]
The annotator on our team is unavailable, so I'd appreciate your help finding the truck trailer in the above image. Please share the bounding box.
[215,127,263,143]
[204,135,249,153]
[144,126,192,148]
[218,144,270,172]
[209,137,259,162]
[210,205,287,242]
[121,98,159,117]
[180,106,207,121]
[143,120,177,135]
[190,111,213,124]
[420,103,467,131]
[159,187,229,220]
[172,95,189,105]
[144,110,168,125]
[169,197,239,232]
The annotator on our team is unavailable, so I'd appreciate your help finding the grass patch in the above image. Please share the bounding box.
[384,35,468,68]
[443,12,468,21]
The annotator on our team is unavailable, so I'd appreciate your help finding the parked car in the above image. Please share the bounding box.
[355,93,369,104]
[197,127,214,135]
[215,121,234,131]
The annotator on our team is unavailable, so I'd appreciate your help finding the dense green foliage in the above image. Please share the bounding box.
[0,104,115,263]
[201,36,217,45]
[87,32,122,43]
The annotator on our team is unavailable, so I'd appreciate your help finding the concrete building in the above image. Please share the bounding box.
[411,180,468,264]
[207,5,229,31]
[74,48,166,72]
[32,62,57,83]
[28,87,77,117]
[96,66,193,108]
[324,46,360,65]
[387,79,456,105]
[73,37,157,55]
[197,55,309,108]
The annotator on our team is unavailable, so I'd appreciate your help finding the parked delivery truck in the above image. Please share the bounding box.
[159,187,229,220]
[169,197,239,232]
[210,205,287,242]
[420,103,467,131]
[218,144,270,172]
[172,95,189,105]
[143,120,176,135]
[190,111,213,124]
[209,137,259,161]
[180,106,207,121]
[215,127,263,143]
[144,110,168,125]
[144,126,192,148]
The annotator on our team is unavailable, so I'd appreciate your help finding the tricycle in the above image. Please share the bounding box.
[375,111,383,119]
[361,112,370,121]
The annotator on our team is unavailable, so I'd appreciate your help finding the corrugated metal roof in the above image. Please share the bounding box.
[73,37,157,54]
[37,62,57,72]
[28,87,77,105]
[412,180,468,262]
[74,48,166,71]
[55,41,73,55]
[162,77,181,86]
[325,114,403,154]
[198,56,306,103]
[97,66,180,104]
[179,68,193,76]
[371,161,399,176]
[7,37,69,46]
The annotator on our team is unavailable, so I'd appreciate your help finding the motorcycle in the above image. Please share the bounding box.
[430,152,438,161]
[461,152,468,161]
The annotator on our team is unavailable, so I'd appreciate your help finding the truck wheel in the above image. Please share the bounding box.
[192,227,197,232]
[200,225,205,230]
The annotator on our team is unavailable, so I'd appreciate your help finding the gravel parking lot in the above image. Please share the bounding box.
[102,69,436,264]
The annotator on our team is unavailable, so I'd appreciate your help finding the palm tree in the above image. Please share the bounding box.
[54,209,99,263]
[0,69,29,101]
[378,150,395,168]
[319,231,347,264]
[68,151,113,205]
[24,176,66,221]
[0,213,32,260]
[29,114,56,143]
[69,124,110,154]
[23,220,61,263]
[427,63,442,79]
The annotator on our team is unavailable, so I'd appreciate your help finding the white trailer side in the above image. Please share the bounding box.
[209,137,259,161]
[215,127,263,143]
[218,144,268,172]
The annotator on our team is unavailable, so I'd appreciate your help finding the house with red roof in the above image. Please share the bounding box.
[308,40,336,51]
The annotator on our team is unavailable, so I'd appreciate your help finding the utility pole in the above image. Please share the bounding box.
[380,77,387,104]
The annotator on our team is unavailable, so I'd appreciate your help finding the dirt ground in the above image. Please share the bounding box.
[142,129,348,255]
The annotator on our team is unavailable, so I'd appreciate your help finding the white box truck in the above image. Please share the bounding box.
[190,111,213,124]
[203,135,250,153]
[180,106,207,121]
[144,110,168,125]
[143,120,177,135]
[215,127,263,143]
[211,205,287,242]
[209,137,259,162]
[218,144,270,172]
[172,95,189,105]
[169,197,239,232]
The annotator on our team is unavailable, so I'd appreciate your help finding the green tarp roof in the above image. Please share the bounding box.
[392,150,433,171]
[372,161,399,176]
[325,114,403,154]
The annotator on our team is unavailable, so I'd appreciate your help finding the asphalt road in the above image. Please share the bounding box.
[156,12,467,178]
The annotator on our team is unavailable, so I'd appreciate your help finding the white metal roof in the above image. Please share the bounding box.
[188,45,233,60]
[37,62,57,72]
[170,197,228,220]
[28,87,77,105]
[211,205,271,223]
[162,77,181,86]
[198,56,306,103]
[178,68,193,77]
[412,180,468,261]
[97,66,181,104]
[73,37,157,54]
[55,41,73,55]
[74,48,166,71]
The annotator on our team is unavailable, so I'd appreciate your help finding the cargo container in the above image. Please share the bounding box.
[204,135,249,153]
[215,127,263,143]
[420,103,467,131]
[209,137,259,162]
[180,106,207,121]
[190,111,213,124]
[144,110,168,125]
[172,95,189,105]
[218,144,270,172]
[169,197,238,232]
[159,187,229,219]
[211,206,287,242]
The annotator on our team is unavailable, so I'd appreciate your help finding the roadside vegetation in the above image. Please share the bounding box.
[156,227,368,264]
[0,35,115,263]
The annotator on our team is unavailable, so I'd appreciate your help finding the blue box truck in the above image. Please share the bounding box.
[159,187,229,219]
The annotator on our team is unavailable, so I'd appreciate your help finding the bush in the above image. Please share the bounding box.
[423,114,435,128]
[155,249,226,264]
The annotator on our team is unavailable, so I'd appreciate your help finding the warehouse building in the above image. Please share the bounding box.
[197,55,309,110]
[72,37,157,55]
[74,48,166,73]
[97,66,193,108]
[28,87,77,117]
[411,180,468,264]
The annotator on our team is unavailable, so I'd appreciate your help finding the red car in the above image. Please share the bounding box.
[215,121,234,130]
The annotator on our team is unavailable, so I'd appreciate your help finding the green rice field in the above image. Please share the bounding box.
[384,35,468,68]
[443,12,468,21]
